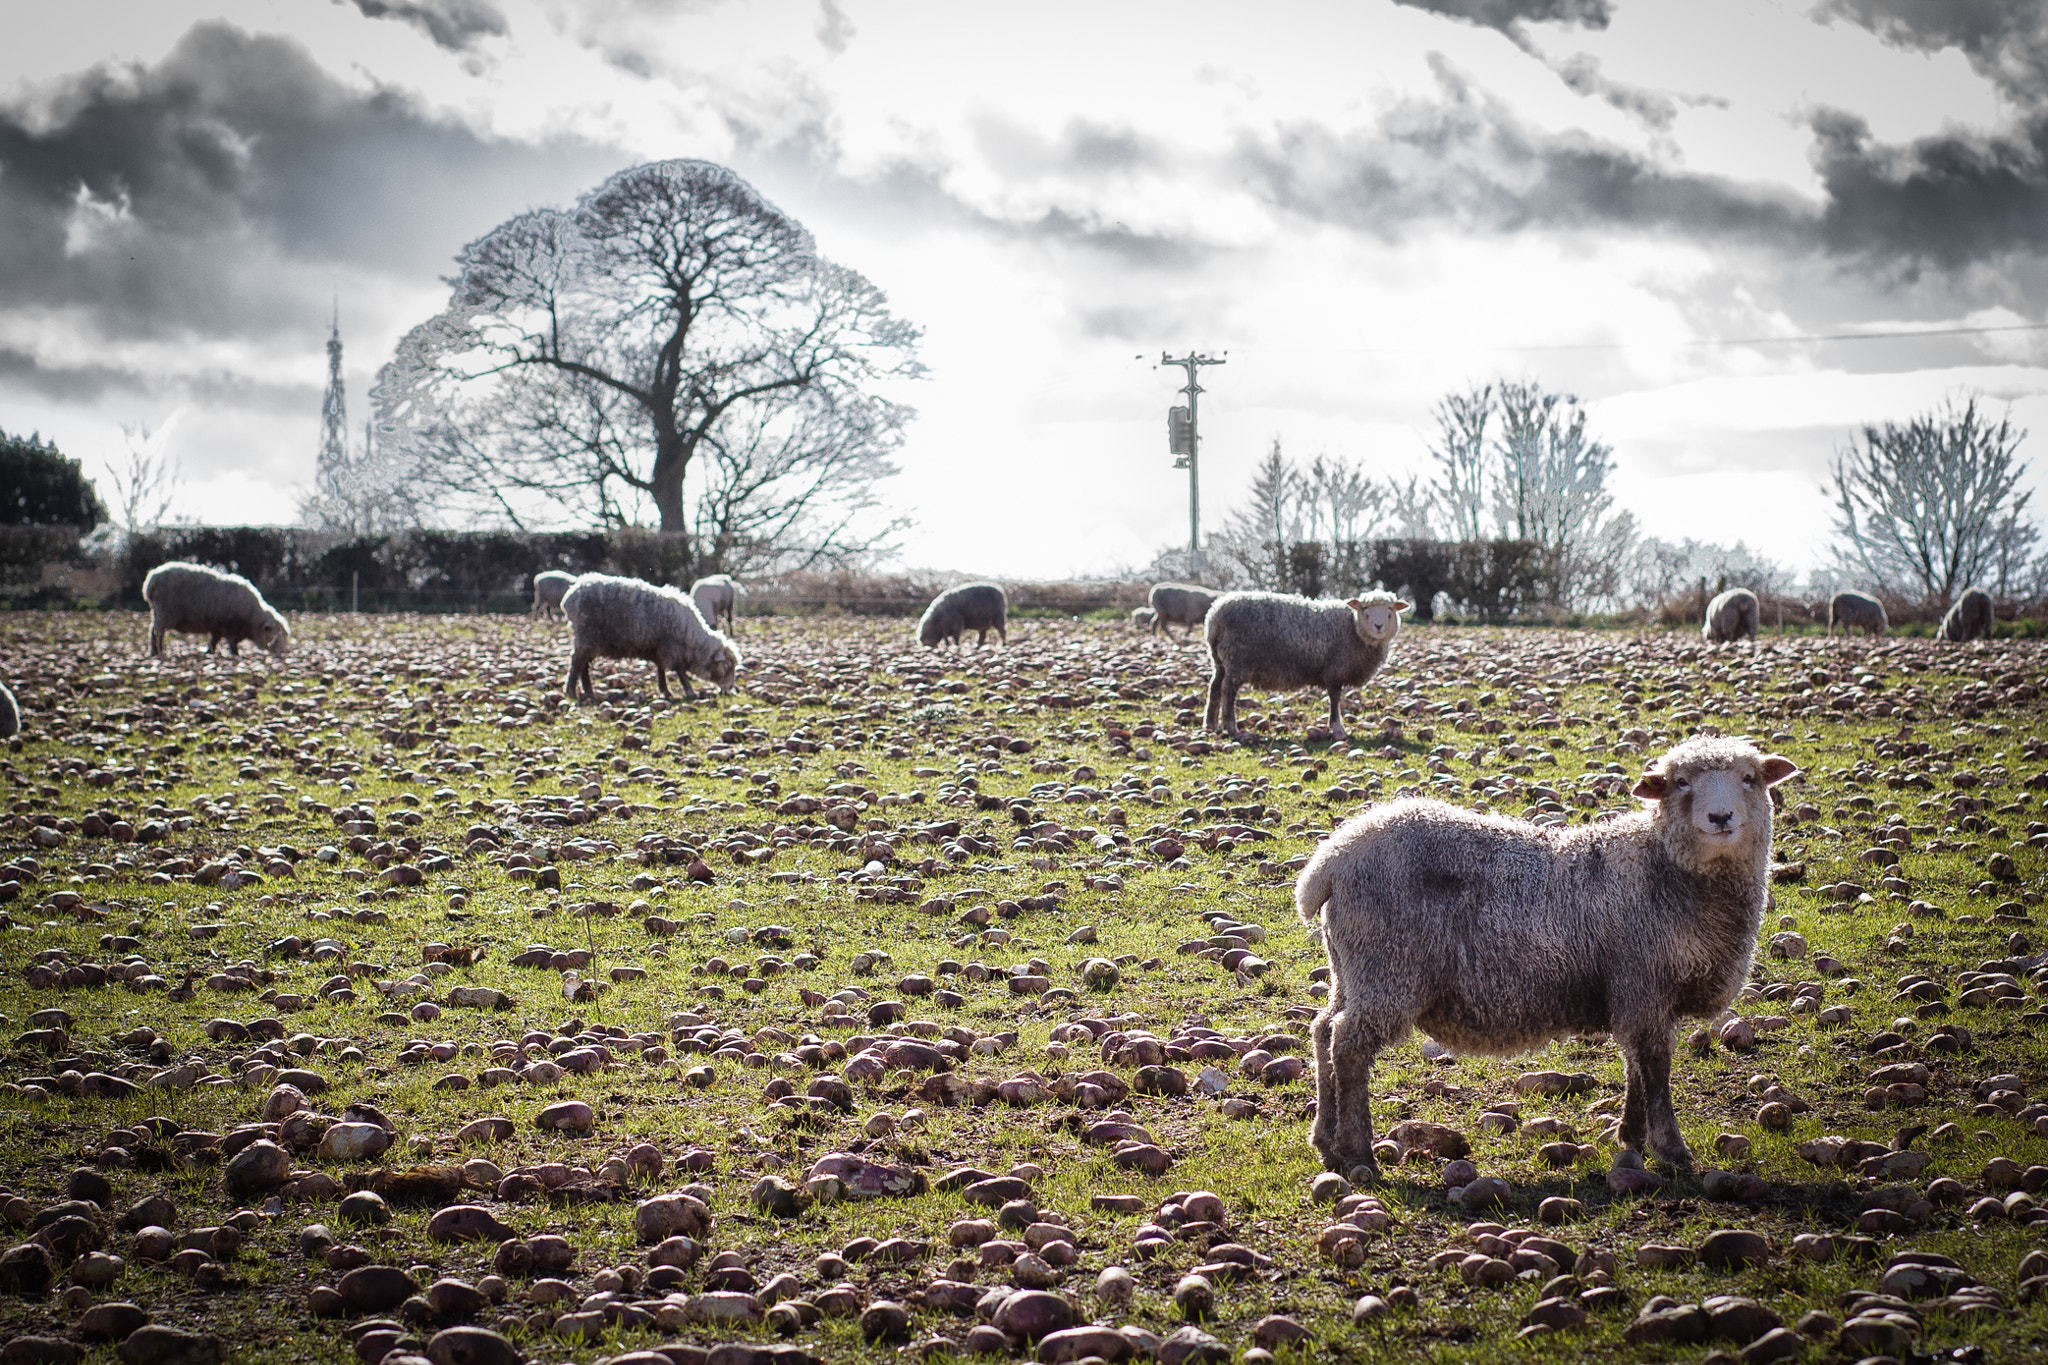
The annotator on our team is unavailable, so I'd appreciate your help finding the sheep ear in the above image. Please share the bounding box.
[1392,600,1412,613]
[1760,755,1798,786]
[1346,599,1366,611]
[1632,771,1669,801]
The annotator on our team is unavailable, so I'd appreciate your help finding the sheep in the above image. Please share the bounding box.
[1202,590,1407,741]
[0,679,16,739]
[142,561,290,658]
[918,583,1008,647]
[1298,735,1798,1180]
[1827,589,1887,638]
[1147,582,1217,637]
[531,570,578,621]
[1939,587,1993,642]
[1130,606,1158,632]
[561,573,741,702]
[1702,587,1758,645]
[690,574,742,632]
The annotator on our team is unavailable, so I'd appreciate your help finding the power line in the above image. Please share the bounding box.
[1204,321,2048,358]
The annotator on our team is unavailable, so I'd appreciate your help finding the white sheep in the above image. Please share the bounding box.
[690,574,742,632]
[1147,582,1216,637]
[531,570,578,621]
[561,573,740,701]
[1298,735,1797,1180]
[1827,590,1887,638]
[918,583,1008,647]
[1938,588,1993,642]
[1203,591,1406,740]
[1702,588,1759,645]
[141,561,290,658]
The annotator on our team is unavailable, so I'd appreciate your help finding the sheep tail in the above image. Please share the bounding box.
[1295,852,1333,932]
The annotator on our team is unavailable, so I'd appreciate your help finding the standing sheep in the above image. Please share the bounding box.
[1203,591,1407,741]
[691,574,742,632]
[1147,582,1217,638]
[142,562,290,658]
[1299,735,1798,1180]
[918,583,1008,647]
[1827,590,1887,638]
[0,679,17,739]
[1939,587,1993,642]
[1130,606,1158,632]
[561,574,741,702]
[531,570,578,622]
[1702,587,1759,645]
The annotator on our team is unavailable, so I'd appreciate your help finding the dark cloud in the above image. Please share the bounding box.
[0,348,135,403]
[1393,0,1612,39]
[1818,0,2048,106]
[1019,209,1208,269]
[0,22,618,344]
[1811,107,2048,267]
[1550,53,1679,129]
[342,0,507,52]
[1232,56,1802,245]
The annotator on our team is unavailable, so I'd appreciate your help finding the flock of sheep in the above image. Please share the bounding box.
[1704,584,1995,644]
[27,558,2011,1183]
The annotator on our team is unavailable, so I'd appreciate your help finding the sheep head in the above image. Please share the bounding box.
[1346,595,1410,645]
[1633,737,1796,868]
[259,618,291,657]
[706,639,741,693]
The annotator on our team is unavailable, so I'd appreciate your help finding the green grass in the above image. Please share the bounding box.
[1,611,2046,1361]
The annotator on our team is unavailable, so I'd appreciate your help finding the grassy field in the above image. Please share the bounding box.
[1,609,2045,1365]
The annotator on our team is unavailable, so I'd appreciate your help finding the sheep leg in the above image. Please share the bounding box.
[207,635,221,655]
[1217,680,1242,737]
[1204,667,1226,732]
[1325,1009,1385,1179]
[1325,687,1347,740]
[1309,977,1345,1168]
[566,649,592,701]
[1620,1029,1691,1168]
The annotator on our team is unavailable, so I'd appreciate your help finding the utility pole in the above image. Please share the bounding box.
[1162,351,1224,580]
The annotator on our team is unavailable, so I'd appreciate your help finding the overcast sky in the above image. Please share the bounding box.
[5,0,2048,580]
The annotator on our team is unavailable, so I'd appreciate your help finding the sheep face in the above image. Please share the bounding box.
[1633,741,1796,870]
[258,618,291,657]
[1347,597,1409,645]
[705,642,740,693]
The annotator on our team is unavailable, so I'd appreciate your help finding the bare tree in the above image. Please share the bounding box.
[1387,472,1437,538]
[1428,382,1492,542]
[1221,438,1304,588]
[375,160,922,575]
[1311,453,1388,546]
[102,420,183,534]
[1827,393,2040,605]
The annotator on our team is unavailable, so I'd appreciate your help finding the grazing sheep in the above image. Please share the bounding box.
[1203,591,1407,741]
[142,561,290,658]
[1299,735,1798,1180]
[1702,587,1759,645]
[1130,606,1158,632]
[1827,590,1887,638]
[561,573,741,701]
[918,583,1008,647]
[531,570,578,621]
[1147,582,1217,638]
[0,679,16,739]
[1939,587,1993,642]
[690,574,742,632]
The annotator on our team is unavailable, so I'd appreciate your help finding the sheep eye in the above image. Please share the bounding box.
[1673,778,1689,791]
[1742,774,1756,785]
